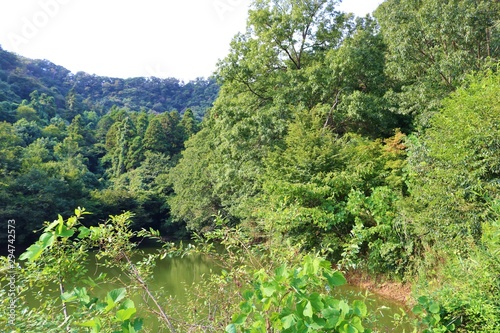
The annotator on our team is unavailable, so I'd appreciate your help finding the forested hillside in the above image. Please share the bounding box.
[0,46,218,121]
[1,0,500,332]
[0,46,215,243]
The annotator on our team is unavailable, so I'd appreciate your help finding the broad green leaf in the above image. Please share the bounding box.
[61,290,77,302]
[108,288,127,304]
[232,313,247,325]
[303,301,313,318]
[56,214,64,234]
[412,305,424,315]
[56,224,75,238]
[121,299,135,310]
[309,293,324,311]
[77,319,97,327]
[339,300,350,315]
[116,308,136,322]
[39,232,55,248]
[351,316,364,332]
[242,290,254,300]
[428,302,440,314]
[281,314,297,329]
[45,219,60,232]
[325,271,347,287]
[78,226,91,239]
[261,283,276,297]
[225,324,237,333]
[132,318,143,331]
[311,316,326,329]
[106,288,127,312]
[239,301,253,314]
[274,264,287,282]
[352,300,367,317]
[19,244,43,262]
[77,318,101,332]
[74,287,90,304]
[417,296,429,305]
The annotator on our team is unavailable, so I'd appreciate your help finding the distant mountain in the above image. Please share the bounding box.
[0,45,219,121]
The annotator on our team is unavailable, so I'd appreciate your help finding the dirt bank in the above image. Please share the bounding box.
[344,270,413,307]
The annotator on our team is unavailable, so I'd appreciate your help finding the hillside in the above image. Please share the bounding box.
[0,45,219,121]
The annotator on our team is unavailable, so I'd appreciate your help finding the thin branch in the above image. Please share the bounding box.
[324,89,342,129]
[122,251,177,333]
[58,277,71,333]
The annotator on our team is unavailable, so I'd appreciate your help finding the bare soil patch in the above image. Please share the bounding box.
[344,270,413,307]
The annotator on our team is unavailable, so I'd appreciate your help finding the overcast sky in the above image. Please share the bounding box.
[0,0,384,81]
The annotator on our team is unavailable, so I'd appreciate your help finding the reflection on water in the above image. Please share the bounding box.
[27,247,414,332]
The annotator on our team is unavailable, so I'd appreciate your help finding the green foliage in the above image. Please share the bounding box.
[403,70,500,332]
[375,0,500,126]
[226,256,368,333]
[405,70,500,253]
[412,296,456,333]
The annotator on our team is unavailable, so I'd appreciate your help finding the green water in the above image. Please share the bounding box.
[82,247,414,332]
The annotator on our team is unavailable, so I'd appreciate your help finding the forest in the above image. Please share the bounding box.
[1,0,500,332]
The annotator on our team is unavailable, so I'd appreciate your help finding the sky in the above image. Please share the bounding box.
[0,0,385,82]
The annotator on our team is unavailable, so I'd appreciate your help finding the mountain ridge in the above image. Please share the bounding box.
[0,45,219,122]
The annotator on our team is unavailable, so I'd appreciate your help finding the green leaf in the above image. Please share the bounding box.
[132,318,143,331]
[45,219,60,232]
[225,323,237,333]
[417,296,429,305]
[105,288,127,312]
[78,226,91,239]
[242,290,254,300]
[19,244,43,262]
[303,301,313,318]
[275,264,287,280]
[412,304,424,315]
[350,316,364,332]
[325,271,347,287]
[116,308,137,322]
[261,283,276,297]
[61,290,77,302]
[281,314,297,329]
[77,318,101,332]
[56,224,74,238]
[232,313,247,325]
[121,299,135,310]
[108,288,127,303]
[56,214,64,234]
[309,293,324,311]
[239,301,253,314]
[352,300,367,317]
[39,232,55,248]
[428,302,440,314]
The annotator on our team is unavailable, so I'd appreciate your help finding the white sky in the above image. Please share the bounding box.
[0,0,384,82]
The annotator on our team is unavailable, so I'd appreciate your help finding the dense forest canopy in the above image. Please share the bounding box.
[0,45,217,243]
[2,0,500,332]
[0,45,219,121]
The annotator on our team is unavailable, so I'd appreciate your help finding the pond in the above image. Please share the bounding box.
[83,247,414,332]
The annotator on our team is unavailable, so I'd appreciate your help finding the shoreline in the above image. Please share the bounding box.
[344,270,413,307]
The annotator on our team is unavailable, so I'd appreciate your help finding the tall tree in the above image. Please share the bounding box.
[142,116,170,155]
[375,0,500,126]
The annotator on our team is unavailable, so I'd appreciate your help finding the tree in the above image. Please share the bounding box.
[375,0,500,126]
[402,69,500,332]
[404,70,500,252]
[169,124,223,231]
[179,108,198,141]
[142,116,170,155]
